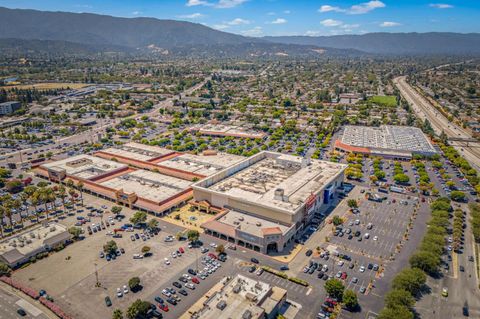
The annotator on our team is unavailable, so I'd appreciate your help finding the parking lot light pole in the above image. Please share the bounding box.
[94,263,100,287]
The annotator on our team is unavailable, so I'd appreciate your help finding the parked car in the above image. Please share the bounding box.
[250,258,259,264]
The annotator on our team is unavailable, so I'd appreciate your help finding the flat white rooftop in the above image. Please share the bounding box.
[195,152,346,214]
[100,169,192,203]
[341,125,436,154]
[190,123,266,139]
[0,223,67,256]
[42,155,127,179]
[195,274,269,319]
[218,210,291,237]
[102,142,174,161]
[159,153,243,176]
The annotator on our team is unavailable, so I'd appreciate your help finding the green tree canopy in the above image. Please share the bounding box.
[325,278,345,300]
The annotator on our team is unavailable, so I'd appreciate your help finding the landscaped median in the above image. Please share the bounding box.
[260,266,309,287]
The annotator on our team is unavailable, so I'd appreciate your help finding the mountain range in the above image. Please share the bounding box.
[0,6,479,57]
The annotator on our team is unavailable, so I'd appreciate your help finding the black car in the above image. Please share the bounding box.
[150,310,163,318]
[105,296,112,307]
[135,233,140,239]
[305,249,313,256]
[280,266,289,271]
[173,282,182,288]
[251,258,259,264]
[179,277,188,283]
[154,296,164,304]
[308,267,315,274]
[460,265,465,272]
[166,298,177,305]
[188,268,197,275]
[17,308,27,316]
[367,263,373,270]
[178,289,188,296]
[318,272,324,279]
[248,266,256,273]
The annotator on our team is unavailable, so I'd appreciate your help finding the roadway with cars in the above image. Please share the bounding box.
[393,76,480,172]
[0,286,50,319]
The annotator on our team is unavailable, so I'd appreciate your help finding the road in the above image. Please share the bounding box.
[0,286,50,319]
[393,76,480,172]
[1,77,210,165]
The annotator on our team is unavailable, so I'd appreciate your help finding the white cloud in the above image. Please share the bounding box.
[429,3,454,9]
[132,11,142,15]
[267,11,276,16]
[348,0,385,14]
[270,18,287,24]
[380,21,401,27]
[177,13,205,19]
[213,24,230,30]
[320,19,343,27]
[341,23,360,29]
[319,5,344,13]
[227,18,250,25]
[283,10,291,14]
[319,1,385,15]
[216,0,248,8]
[240,26,263,37]
[186,0,210,6]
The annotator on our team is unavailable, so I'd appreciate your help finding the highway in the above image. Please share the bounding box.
[393,76,480,171]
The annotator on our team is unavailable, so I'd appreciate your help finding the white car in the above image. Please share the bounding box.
[123,285,129,294]
[359,266,365,273]
[354,219,360,225]
[337,261,344,267]
[164,258,170,265]
[117,288,123,297]
[162,289,171,297]
[182,274,191,280]
[133,254,143,259]
[210,242,217,248]
[373,236,378,241]
[172,252,177,258]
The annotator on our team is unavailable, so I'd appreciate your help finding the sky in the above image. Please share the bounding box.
[1,0,479,37]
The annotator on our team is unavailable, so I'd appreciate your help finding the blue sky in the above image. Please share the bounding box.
[1,0,479,36]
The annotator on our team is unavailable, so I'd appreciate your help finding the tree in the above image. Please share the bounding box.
[343,289,358,310]
[68,226,83,239]
[5,180,23,193]
[377,305,413,319]
[450,191,466,202]
[112,309,123,319]
[111,206,123,215]
[409,251,440,274]
[147,219,159,230]
[347,199,358,209]
[141,246,151,255]
[216,244,225,254]
[325,278,345,300]
[126,299,150,319]
[128,277,141,292]
[130,211,147,225]
[392,268,426,296]
[332,215,343,226]
[103,240,118,255]
[187,229,200,243]
[0,262,11,276]
[394,173,410,184]
[384,289,415,309]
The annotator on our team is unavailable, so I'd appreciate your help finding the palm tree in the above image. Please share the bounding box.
[68,188,77,209]
[31,192,41,222]
[76,181,84,206]
[0,205,5,237]
[38,187,55,219]
[11,198,22,227]
[23,185,38,224]
[57,185,68,215]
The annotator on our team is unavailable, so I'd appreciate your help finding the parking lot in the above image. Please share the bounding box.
[329,192,417,261]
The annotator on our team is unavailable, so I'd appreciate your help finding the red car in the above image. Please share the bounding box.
[191,277,200,284]
[178,247,185,254]
[159,304,169,312]
[208,253,217,260]
[325,298,338,305]
[340,272,347,280]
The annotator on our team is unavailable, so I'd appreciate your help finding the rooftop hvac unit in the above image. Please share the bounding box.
[239,216,244,221]
[256,222,262,227]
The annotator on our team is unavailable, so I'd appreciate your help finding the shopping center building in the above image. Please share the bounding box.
[192,151,347,254]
